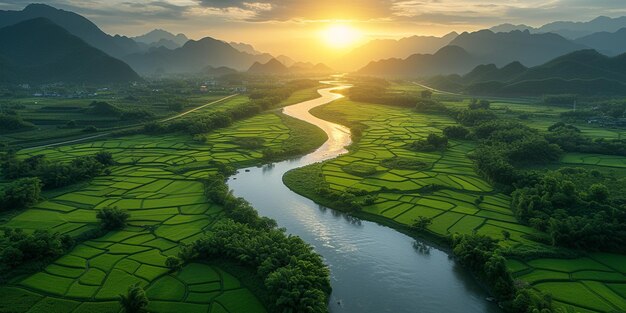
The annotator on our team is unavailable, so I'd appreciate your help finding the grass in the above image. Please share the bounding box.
[283,94,626,313]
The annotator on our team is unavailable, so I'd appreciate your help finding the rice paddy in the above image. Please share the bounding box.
[0,111,318,313]
[284,96,626,313]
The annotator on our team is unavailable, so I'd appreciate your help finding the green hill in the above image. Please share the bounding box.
[0,18,140,84]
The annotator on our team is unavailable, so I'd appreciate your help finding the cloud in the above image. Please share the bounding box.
[198,0,398,21]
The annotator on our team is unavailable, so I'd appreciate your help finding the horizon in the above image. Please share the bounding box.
[2,1,626,62]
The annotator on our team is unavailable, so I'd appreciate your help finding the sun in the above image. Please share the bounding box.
[321,24,362,49]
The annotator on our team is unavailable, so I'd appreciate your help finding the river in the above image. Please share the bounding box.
[227,81,502,313]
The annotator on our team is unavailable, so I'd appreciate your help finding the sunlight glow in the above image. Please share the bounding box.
[321,24,362,49]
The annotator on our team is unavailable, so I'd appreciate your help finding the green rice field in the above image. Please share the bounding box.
[0,111,322,313]
[284,95,626,313]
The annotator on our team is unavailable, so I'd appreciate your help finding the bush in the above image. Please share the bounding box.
[1,152,113,189]
[0,228,74,272]
[443,125,469,139]
[409,133,448,151]
[96,208,130,230]
[0,177,41,211]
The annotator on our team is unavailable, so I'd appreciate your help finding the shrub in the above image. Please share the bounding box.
[96,208,130,230]
[0,177,42,211]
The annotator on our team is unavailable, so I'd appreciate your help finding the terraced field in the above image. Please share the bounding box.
[305,99,539,244]
[285,97,626,313]
[0,111,323,313]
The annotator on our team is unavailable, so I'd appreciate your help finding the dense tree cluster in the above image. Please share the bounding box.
[415,98,448,113]
[96,207,130,230]
[0,112,34,131]
[546,122,626,156]
[456,109,497,126]
[192,176,331,312]
[470,120,562,186]
[89,101,153,120]
[451,234,553,312]
[188,220,330,313]
[1,151,114,189]
[408,133,448,152]
[0,177,41,211]
[468,99,491,110]
[511,168,626,253]
[443,125,470,139]
[0,228,74,272]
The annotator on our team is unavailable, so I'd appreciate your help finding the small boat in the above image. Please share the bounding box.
[485,297,496,302]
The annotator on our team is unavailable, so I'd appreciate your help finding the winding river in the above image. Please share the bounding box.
[227,81,502,313]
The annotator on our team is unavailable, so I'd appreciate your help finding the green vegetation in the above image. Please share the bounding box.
[96,208,131,230]
[1,151,114,189]
[283,81,626,313]
[0,177,41,211]
[0,83,330,313]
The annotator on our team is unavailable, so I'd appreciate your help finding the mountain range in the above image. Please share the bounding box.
[0,4,143,58]
[357,29,592,77]
[133,29,189,50]
[122,37,274,75]
[333,32,458,71]
[427,50,626,96]
[491,16,626,39]
[0,18,139,84]
[247,58,334,75]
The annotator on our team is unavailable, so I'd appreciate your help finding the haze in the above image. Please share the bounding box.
[2,0,626,62]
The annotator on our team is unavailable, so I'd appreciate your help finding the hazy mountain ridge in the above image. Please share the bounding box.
[575,28,626,56]
[427,49,626,96]
[133,29,188,47]
[449,29,588,67]
[123,37,274,75]
[0,4,143,58]
[357,45,479,77]
[491,15,626,39]
[334,32,458,71]
[0,18,140,84]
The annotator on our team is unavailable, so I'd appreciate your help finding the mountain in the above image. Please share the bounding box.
[276,55,297,67]
[334,32,458,71]
[514,50,626,82]
[0,4,142,58]
[462,61,528,84]
[122,37,273,75]
[203,66,238,77]
[575,28,626,56]
[133,29,188,47]
[357,45,478,77]
[229,42,263,55]
[490,23,533,33]
[449,29,588,67]
[0,18,140,84]
[289,62,334,74]
[429,50,626,96]
[247,58,290,74]
[491,16,626,39]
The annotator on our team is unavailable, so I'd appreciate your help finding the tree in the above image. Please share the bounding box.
[443,125,469,139]
[469,99,490,110]
[95,151,115,166]
[413,216,433,230]
[501,230,511,241]
[119,283,149,313]
[165,256,183,272]
[0,177,41,211]
[587,183,609,203]
[97,207,130,230]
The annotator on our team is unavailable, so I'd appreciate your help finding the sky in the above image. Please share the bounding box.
[2,0,626,62]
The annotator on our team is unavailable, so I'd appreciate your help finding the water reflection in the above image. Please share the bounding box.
[226,81,501,313]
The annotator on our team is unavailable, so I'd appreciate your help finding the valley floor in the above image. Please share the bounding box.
[284,92,626,313]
